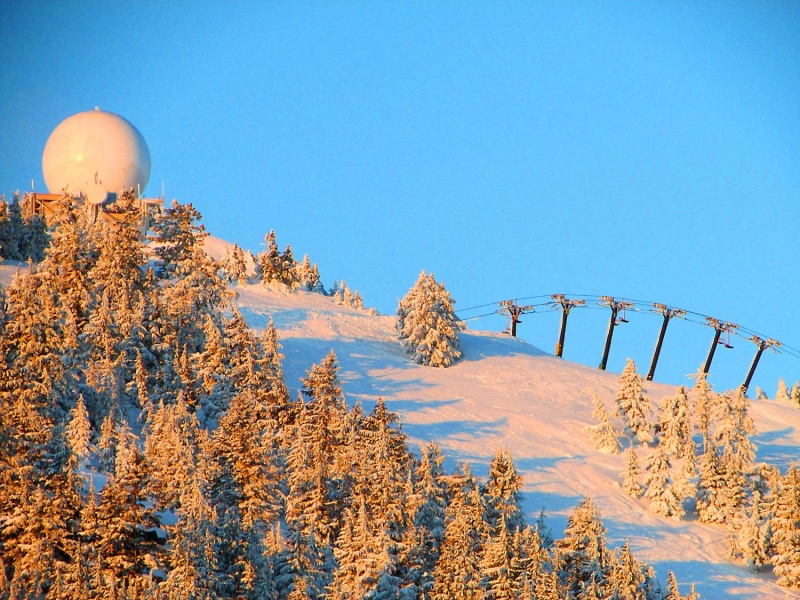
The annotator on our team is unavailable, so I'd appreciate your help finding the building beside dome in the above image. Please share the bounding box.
[23,108,163,233]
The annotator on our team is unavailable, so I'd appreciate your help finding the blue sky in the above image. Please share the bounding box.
[1,1,798,393]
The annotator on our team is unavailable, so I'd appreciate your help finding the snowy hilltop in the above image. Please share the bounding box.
[0,201,799,599]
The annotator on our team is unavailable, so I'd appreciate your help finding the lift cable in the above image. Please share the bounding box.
[454,292,800,362]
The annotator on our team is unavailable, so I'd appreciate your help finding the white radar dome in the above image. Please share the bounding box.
[42,109,151,197]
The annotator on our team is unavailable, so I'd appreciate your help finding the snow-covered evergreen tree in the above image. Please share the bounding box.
[484,446,524,533]
[621,443,645,499]
[585,391,622,454]
[397,270,462,367]
[772,465,800,588]
[606,539,647,600]
[689,368,717,452]
[406,442,448,598]
[643,445,683,519]
[736,489,773,572]
[791,382,800,409]
[696,446,727,524]
[659,386,692,458]
[430,466,486,600]
[66,394,92,469]
[776,378,790,403]
[615,359,654,445]
[557,497,610,596]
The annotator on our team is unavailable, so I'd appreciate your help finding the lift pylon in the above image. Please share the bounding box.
[646,304,686,381]
[741,336,781,395]
[599,297,634,371]
[703,318,738,375]
[499,300,534,337]
[550,294,586,357]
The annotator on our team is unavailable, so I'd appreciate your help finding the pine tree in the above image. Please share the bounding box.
[606,540,646,600]
[737,490,773,572]
[791,382,800,409]
[397,271,462,368]
[772,465,800,588]
[430,467,486,600]
[585,392,622,454]
[406,442,448,598]
[256,230,282,285]
[479,515,517,600]
[643,445,683,519]
[664,571,683,600]
[0,192,25,260]
[65,395,92,470]
[95,433,163,582]
[209,388,284,530]
[621,443,644,499]
[484,446,524,533]
[672,436,698,505]
[696,446,726,524]
[689,368,716,452]
[658,386,692,458]
[286,351,348,545]
[615,359,654,445]
[557,497,610,596]
[776,378,790,403]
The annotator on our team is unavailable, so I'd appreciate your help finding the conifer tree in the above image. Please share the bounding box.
[791,382,800,409]
[557,497,610,596]
[430,466,486,600]
[776,378,790,403]
[772,465,800,588]
[406,442,448,598]
[95,434,163,582]
[736,489,773,572]
[286,351,348,545]
[696,446,726,524]
[256,230,282,285]
[356,399,411,541]
[607,540,647,600]
[209,388,284,530]
[621,443,644,499]
[643,445,683,519]
[659,386,692,458]
[672,436,698,505]
[689,368,716,452]
[664,571,683,600]
[66,395,92,469]
[585,392,622,454]
[397,270,462,368]
[615,359,654,445]
[484,446,524,533]
[479,515,518,600]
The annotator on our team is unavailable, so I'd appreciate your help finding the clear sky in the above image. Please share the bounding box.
[1,1,798,394]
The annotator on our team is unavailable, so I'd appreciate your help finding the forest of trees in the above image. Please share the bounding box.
[587,359,800,588]
[0,193,50,263]
[0,198,700,598]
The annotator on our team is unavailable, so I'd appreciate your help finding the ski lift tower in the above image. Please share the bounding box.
[702,318,738,375]
[499,300,533,337]
[741,336,781,395]
[550,294,585,358]
[646,304,685,381]
[598,297,634,371]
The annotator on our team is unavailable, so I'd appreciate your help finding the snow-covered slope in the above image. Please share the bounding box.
[200,237,800,599]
